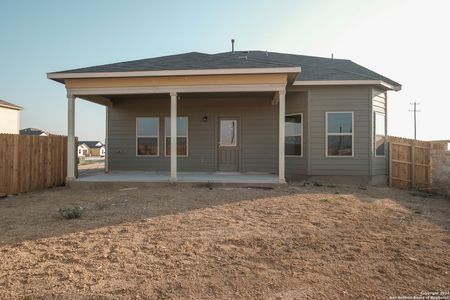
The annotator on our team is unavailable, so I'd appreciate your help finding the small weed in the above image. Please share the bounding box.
[95,202,108,210]
[320,198,335,203]
[59,206,84,219]
[334,191,340,194]
[313,182,323,187]
[358,185,367,190]
[327,184,336,188]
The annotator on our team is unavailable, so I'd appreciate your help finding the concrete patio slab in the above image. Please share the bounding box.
[69,171,280,189]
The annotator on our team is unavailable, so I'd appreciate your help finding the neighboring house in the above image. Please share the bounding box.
[48,50,401,184]
[20,127,50,136]
[77,143,90,157]
[77,141,105,157]
[0,99,22,134]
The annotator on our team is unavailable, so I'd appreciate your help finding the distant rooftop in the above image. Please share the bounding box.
[78,141,104,148]
[20,128,50,136]
[0,99,22,110]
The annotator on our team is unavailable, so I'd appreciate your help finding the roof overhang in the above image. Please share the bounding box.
[292,80,401,91]
[48,67,302,84]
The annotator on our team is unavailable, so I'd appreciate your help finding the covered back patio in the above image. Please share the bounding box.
[48,68,301,184]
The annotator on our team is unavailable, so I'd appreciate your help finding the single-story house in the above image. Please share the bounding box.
[0,99,22,134]
[77,143,90,157]
[77,141,105,157]
[20,127,50,136]
[47,50,401,184]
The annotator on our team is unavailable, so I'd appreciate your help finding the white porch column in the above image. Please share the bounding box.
[67,93,76,180]
[278,90,286,183]
[170,92,177,182]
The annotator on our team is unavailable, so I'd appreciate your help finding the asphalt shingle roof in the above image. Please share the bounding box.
[52,51,400,88]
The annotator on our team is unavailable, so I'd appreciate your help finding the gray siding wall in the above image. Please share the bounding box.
[108,95,278,173]
[308,87,371,176]
[371,88,388,176]
[285,92,308,177]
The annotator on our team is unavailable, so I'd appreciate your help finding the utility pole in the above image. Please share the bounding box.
[409,102,421,189]
[409,102,420,140]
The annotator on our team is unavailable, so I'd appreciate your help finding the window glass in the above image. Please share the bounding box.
[136,117,158,156]
[137,117,158,136]
[327,112,352,134]
[285,115,302,136]
[165,117,188,137]
[286,136,302,156]
[137,137,158,156]
[166,137,187,156]
[327,136,353,156]
[165,117,188,156]
[220,120,237,146]
[327,112,353,156]
[285,114,302,156]
[375,113,386,156]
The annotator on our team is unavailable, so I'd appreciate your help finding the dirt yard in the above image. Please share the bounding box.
[0,182,449,299]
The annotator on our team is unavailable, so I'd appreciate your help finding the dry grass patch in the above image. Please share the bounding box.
[0,184,449,299]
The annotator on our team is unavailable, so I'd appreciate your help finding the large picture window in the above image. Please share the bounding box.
[374,112,386,156]
[326,112,353,157]
[165,117,188,156]
[136,117,159,156]
[285,114,303,156]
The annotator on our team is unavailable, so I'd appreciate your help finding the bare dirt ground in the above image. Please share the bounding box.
[0,182,449,299]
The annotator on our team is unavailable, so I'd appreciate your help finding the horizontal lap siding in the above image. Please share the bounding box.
[309,87,370,176]
[286,92,308,177]
[372,88,387,175]
[108,96,277,173]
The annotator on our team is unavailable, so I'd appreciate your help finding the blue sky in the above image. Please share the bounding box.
[1,0,449,141]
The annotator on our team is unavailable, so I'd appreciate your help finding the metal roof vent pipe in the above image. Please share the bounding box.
[231,39,235,53]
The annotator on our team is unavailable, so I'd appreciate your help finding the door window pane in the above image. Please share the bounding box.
[220,120,237,146]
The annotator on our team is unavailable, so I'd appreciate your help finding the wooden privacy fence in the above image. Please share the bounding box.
[388,136,431,190]
[0,134,71,196]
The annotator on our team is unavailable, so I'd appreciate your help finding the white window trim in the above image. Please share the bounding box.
[164,116,189,157]
[325,111,354,158]
[136,117,159,157]
[285,113,304,158]
[374,112,386,157]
